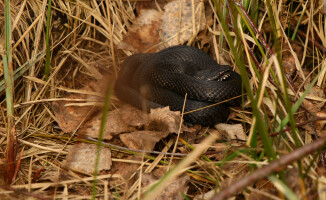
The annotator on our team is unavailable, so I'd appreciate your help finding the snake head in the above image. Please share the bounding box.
[192,65,233,82]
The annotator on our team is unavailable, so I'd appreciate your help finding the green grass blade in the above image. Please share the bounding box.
[92,87,112,199]
[214,0,276,160]
[0,52,46,93]
[275,70,321,133]
[3,0,14,116]
[291,1,308,40]
[3,0,16,184]
[44,0,52,80]
[142,134,218,200]
[233,3,267,63]
[269,175,299,200]
[218,0,227,51]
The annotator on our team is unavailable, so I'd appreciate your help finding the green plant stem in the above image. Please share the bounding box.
[92,87,112,199]
[45,0,52,80]
[214,0,276,160]
[3,0,16,184]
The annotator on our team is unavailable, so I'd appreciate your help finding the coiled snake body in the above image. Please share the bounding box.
[114,45,242,126]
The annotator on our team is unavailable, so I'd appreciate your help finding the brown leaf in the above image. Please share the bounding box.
[120,105,150,127]
[316,112,326,131]
[148,106,180,133]
[110,157,140,180]
[301,83,325,115]
[79,105,177,141]
[79,105,149,140]
[161,0,206,46]
[64,143,112,174]
[120,131,168,151]
[118,9,162,53]
[52,82,103,133]
[214,123,246,140]
[53,101,96,133]
[304,84,325,99]
[40,165,71,183]
[246,188,278,200]
[135,0,171,13]
[282,40,303,77]
[119,0,206,53]
[142,168,189,200]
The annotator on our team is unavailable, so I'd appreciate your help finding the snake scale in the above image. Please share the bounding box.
[114,45,242,126]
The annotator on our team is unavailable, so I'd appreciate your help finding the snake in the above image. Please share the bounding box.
[114,45,242,126]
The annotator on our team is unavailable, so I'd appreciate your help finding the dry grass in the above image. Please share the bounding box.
[0,0,326,199]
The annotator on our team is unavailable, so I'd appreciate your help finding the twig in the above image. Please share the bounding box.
[25,132,188,157]
[290,25,326,53]
[79,135,188,157]
[0,185,51,200]
[211,136,326,200]
[269,116,326,136]
[232,1,322,146]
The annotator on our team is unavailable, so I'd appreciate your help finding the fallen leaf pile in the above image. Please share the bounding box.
[49,1,248,197]
[2,0,326,199]
[118,0,206,53]
[51,77,246,197]
[48,0,326,198]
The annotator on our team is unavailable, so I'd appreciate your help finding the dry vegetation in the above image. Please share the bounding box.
[0,0,326,199]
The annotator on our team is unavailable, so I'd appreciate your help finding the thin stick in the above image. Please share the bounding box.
[211,136,326,200]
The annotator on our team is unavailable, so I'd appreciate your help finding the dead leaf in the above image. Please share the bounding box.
[78,111,125,140]
[149,106,180,133]
[64,143,112,174]
[282,40,303,77]
[161,0,206,46]
[79,105,177,144]
[214,123,246,141]
[118,9,162,53]
[302,99,323,113]
[316,112,326,131]
[52,82,103,133]
[120,131,168,151]
[304,85,325,99]
[79,105,149,140]
[39,165,70,183]
[300,80,325,121]
[120,105,150,127]
[53,100,96,133]
[135,0,171,13]
[141,168,189,200]
[110,156,140,180]
[119,0,206,53]
[246,188,278,200]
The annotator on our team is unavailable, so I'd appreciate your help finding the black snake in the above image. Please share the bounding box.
[114,45,242,126]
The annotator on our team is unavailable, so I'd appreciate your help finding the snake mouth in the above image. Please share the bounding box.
[193,69,232,81]
[207,70,232,81]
